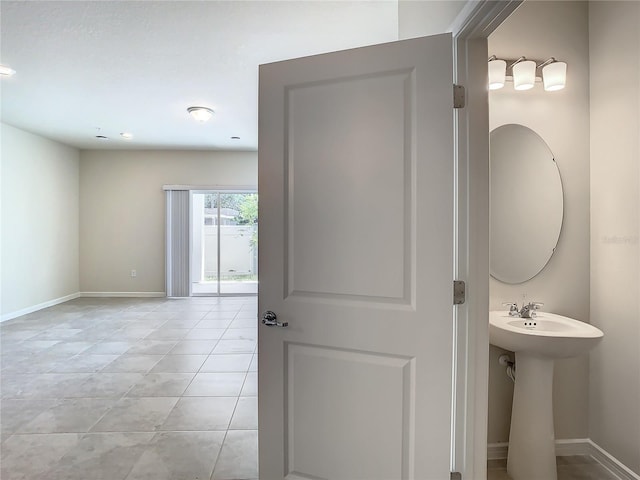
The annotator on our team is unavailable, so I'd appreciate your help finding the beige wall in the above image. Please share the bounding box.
[1,123,80,318]
[589,1,640,474]
[488,1,591,442]
[79,150,257,294]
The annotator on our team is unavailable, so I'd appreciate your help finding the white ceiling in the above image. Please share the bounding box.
[0,1,464,151]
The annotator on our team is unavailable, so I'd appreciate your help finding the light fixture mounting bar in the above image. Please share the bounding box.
[499,57,560,75]
[537,57,557,69]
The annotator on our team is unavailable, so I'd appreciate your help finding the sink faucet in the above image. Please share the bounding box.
[502,302,520,317]
[520,302,544,318]
[502,302,544,318]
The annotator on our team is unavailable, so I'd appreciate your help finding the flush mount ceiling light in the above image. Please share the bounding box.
[0,64,16,77]
[489,55,568,92]
[187,106,215,122]
[488,55,507,90]
[120,132,133,139]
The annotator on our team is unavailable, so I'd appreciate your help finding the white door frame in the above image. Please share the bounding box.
[448,1,522,478]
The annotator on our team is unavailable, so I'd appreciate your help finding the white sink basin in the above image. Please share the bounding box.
[489,310,604,480]
[490,311,603,358]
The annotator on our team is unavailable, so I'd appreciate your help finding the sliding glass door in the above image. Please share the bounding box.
[191,191,258,296]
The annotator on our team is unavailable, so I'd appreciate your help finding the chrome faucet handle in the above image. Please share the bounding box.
[522,302,543,318]
[502,302,520,316]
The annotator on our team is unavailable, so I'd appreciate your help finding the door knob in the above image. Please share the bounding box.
[262,310,288,327]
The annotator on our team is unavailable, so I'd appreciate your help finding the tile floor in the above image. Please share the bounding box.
[1,296,258,480]
[3,296,623,480]
[487,456,621,480]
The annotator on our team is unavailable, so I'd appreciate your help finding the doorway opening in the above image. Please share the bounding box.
[191,191,258,296]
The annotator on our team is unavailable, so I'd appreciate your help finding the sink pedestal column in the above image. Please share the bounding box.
[507,353,557,480]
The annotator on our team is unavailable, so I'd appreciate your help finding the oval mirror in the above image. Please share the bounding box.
[490,124,564,284]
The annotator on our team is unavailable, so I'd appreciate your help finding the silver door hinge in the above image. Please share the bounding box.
[453,280,466,305]
[453,84,466,109]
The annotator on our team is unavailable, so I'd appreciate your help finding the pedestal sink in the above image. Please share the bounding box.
[489,311,604,480]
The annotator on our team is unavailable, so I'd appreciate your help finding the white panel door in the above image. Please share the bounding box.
[259,34,455,480]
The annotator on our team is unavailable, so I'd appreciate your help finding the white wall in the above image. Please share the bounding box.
[79,150,257,294]
[397,0,467,39]
[488,1,591,442]
[589,1,640,474]
[1,123,80,318]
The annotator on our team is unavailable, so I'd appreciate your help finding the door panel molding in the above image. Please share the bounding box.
[285,343,415,480]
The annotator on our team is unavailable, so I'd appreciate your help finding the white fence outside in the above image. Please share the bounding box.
[202,225,257,279]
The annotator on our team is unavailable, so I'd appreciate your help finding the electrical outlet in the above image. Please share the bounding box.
[131,270,137,278]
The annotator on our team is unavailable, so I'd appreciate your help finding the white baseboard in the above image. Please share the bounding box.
[1,292,82,323]
[555,438,593,457]
[588,439,640,480]
[80,292,166,298]
[488,439,640,480]
[1,292,168,322]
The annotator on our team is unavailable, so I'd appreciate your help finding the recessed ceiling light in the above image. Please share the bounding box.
[231,136,240,140]
[120,132,133,139]
[0,64,16,77]
[187,106,215,122]
[95,135,109,140]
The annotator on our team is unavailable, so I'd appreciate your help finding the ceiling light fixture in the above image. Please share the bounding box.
[0,64,16,77]
[489,55,567,92]
[120,132,133,139]
[187,106,215,122]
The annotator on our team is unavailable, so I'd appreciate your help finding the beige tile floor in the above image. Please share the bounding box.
[3,297,623,480]
[1,296,258,480]
[488,456,621,480]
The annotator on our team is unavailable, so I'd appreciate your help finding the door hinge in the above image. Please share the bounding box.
[453,84,466,109]
[451,472,462,480]
[453,280,466,305]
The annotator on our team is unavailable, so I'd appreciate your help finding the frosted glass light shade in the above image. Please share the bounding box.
[513,60,536,90]
[489,59,507,90]
[542,61,567,91]
[187,106,214,122]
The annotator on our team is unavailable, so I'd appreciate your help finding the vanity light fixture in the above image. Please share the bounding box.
[488,55,507,90]
[0,64,16,77]
[512,57,536,90]
[488,55,568,92]
[187,106,215,122]
[539,57,567,91]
